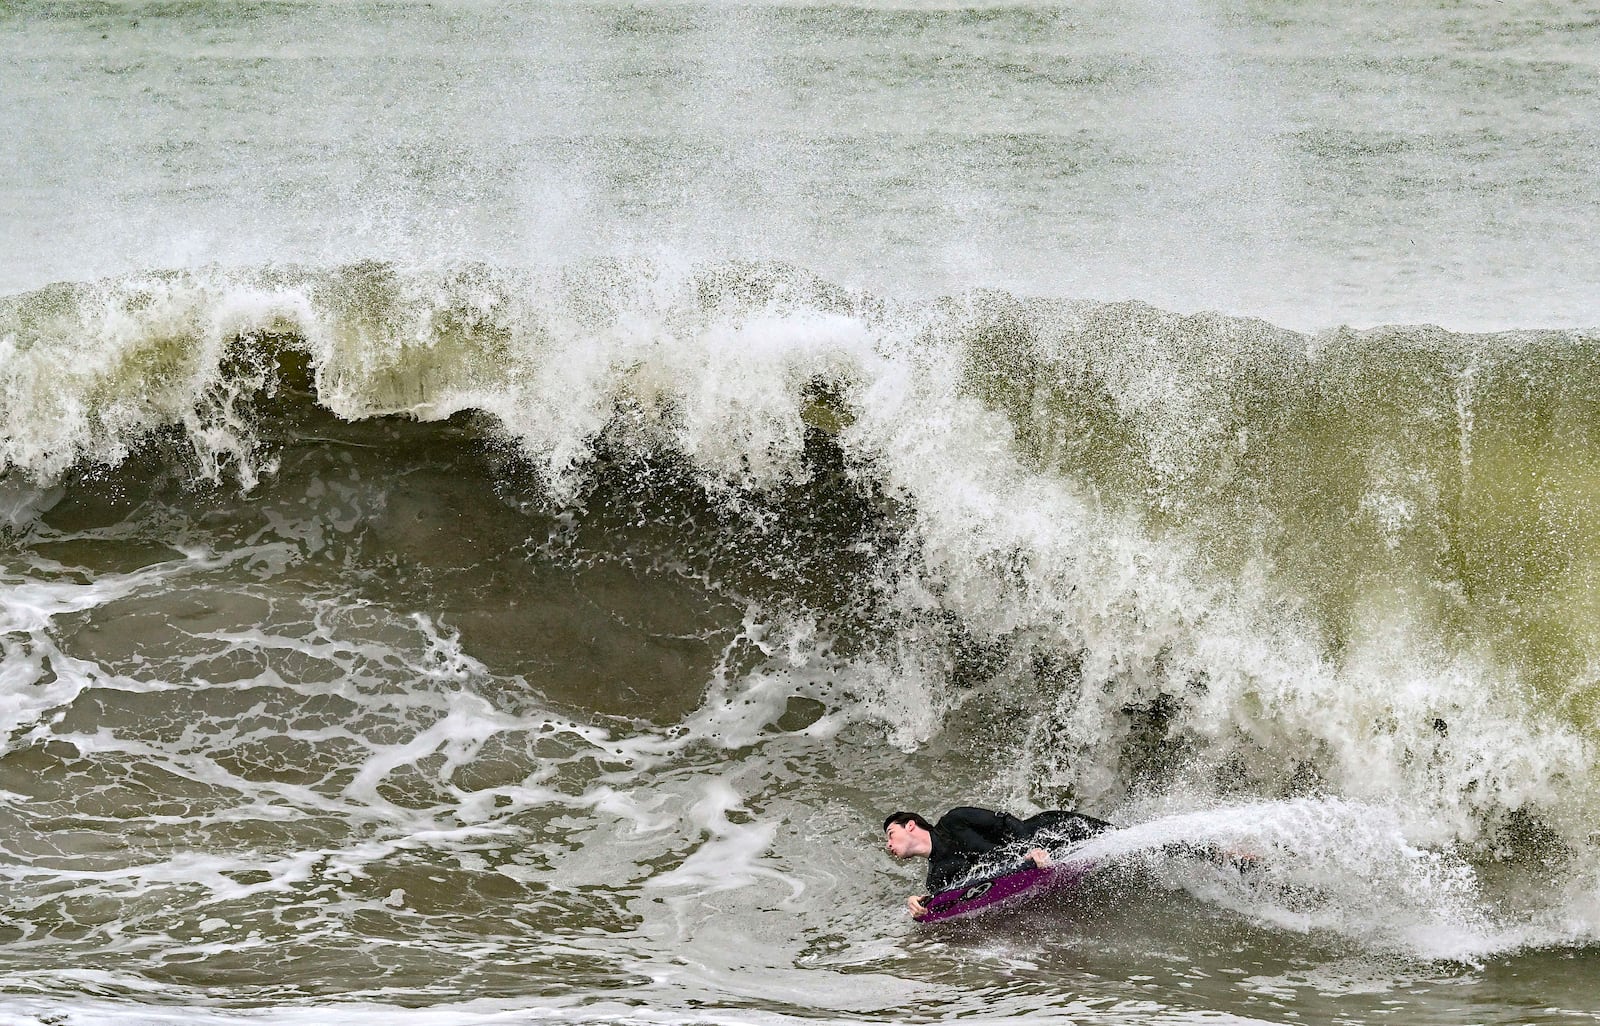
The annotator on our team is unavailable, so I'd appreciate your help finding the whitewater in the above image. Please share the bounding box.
[2,2,1599,1024]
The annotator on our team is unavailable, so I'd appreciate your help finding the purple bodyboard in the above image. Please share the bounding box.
[914,860,1091,924]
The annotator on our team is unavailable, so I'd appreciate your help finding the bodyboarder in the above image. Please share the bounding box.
[883,806,1113,917]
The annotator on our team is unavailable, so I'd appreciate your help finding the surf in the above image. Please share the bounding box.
[4,258,1598,840]
[0,255,1597,1022]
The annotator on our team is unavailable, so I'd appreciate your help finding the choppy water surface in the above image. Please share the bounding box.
[3,2,1600,1024]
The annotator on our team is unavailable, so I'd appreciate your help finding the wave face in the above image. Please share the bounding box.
[2,261,1600,1021]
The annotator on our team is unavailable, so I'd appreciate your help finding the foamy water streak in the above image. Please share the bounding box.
[0,478,904,1005]
[1053,800,1499,960]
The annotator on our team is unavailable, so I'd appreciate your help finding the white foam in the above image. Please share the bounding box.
[1062,799,1506,960]
[646,777,796,899]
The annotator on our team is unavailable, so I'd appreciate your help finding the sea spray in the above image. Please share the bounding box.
[1059,799,1497,960]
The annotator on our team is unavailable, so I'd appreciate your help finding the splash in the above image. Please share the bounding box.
[1060,799,1499,961]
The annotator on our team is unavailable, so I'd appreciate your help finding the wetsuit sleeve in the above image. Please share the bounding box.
[1020,810,1114,845]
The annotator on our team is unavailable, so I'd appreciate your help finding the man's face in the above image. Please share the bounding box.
[885,821,921,859]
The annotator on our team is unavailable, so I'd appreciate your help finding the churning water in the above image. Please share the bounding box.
[2,2,1599,1023]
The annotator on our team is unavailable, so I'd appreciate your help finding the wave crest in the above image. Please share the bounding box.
[4,260,1599,862]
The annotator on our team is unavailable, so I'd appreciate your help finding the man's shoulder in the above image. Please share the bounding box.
[935,806,1002,827]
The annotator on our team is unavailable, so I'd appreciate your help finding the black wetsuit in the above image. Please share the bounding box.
[924,806,1113,894]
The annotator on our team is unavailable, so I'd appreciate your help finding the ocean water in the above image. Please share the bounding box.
[2,1,1599,1023]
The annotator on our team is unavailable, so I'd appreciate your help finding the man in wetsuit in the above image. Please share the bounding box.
[883,806,1113,917]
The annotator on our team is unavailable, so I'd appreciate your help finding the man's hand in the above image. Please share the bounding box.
[1026,848,1052,868]
[907,893,928,917]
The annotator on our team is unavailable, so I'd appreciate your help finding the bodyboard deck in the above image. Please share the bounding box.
[914,859,1092,924]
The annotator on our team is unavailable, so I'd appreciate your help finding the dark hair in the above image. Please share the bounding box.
[883,811,932,832]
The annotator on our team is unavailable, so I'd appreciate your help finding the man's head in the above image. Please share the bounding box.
[883,811,934,859]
